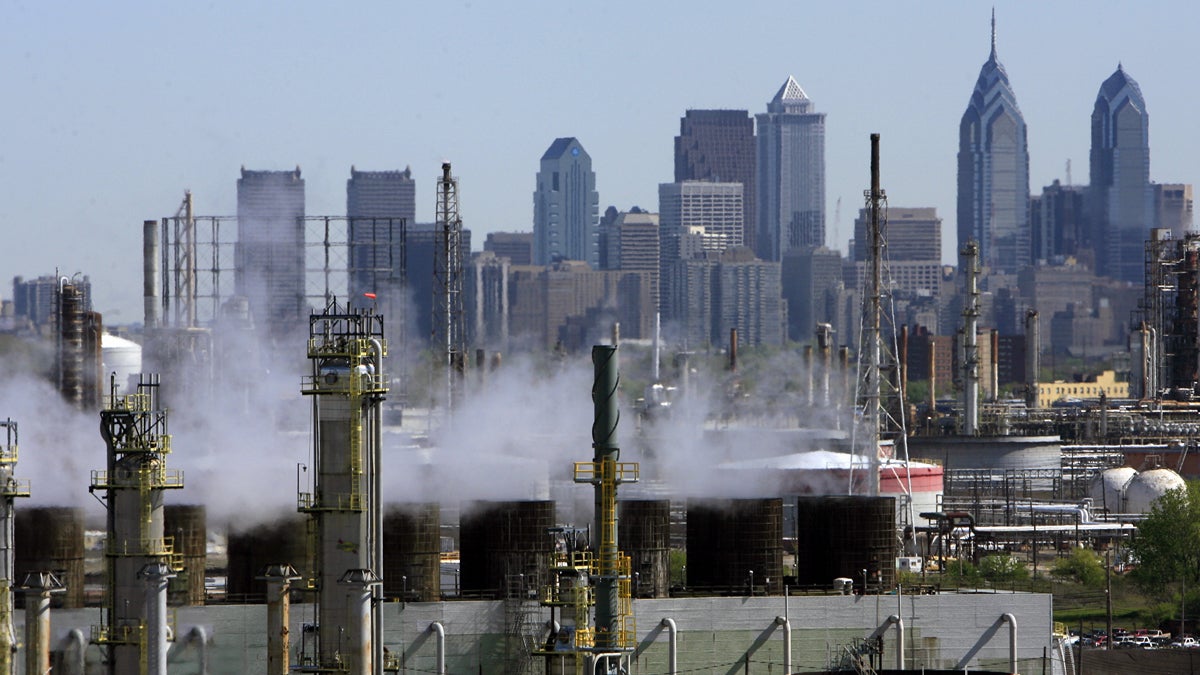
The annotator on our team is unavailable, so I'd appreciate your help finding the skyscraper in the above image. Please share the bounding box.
[675,110,756,252]
[756,76,826,261]
[533,138,599,267]
[957,14,1030,274]
[658,181,744,322]
[346,166,414,312]
[1089,64,1151,284]
[235,167,306,339]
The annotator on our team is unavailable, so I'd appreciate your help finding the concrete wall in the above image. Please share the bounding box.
[21,592,1050,674]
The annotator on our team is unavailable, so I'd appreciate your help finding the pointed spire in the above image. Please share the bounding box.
[990,7,997,59]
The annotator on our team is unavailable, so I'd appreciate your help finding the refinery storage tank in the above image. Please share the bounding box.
[686,498,783,594]
[460,500,554,598]
[794,496,896,591]
[1087,466,1138,514]
[165,504,207,605]
[225,515,310,602]
[1125,467,1187,514]
[618,500,671,598]
[14,507,85,608]
[383,502,441,602]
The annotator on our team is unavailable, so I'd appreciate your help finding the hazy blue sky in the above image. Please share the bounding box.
[3,2,1197,322]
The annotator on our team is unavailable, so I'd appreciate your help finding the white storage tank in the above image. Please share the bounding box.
[1088,467,1138,513]
[101,333,142,393]
[1125,468,1186,514]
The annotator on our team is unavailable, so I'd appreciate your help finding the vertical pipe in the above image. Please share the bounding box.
[143,220,159,329]
[652,313,661,382]
[928,340,937,417]
[19,572,64,675]
[1025,310,1040,407]
[900,325,909,430]
[139,562,175,675]
[660,618,677,675]
[428,622,445,675]
[961,241,980,435]
[802,345,814,406]
[260,565,300,675]
[591,345,621,648]
[370,337,385,675]
[184,192,196,328]
[66,628,86,675]
[990,329,1000,401]
[817,325,832,407]
[865,132,883,497]
[1001,613,1018,674]
[729,328,738,372]
[774,617,792,675]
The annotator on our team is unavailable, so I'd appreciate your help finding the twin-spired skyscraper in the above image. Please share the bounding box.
[957,16,1030,274]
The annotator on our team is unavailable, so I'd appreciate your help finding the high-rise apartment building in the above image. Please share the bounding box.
[346,166,415,314]
[853,207,942,263]
[1153,183,1193,239]
[533,138,599,267]
[1030,180,1088,263]
[484,232,534,266]
[675,110,757,252]
[604,210,661,310]
[756,76,825,261]
[957,16,1030,274]
[1089,64,1151,284]
[235,167,306,339]
[465,251,510,350]
[663,248,783,348]
[659,182,743,322]
[781,247,842,342]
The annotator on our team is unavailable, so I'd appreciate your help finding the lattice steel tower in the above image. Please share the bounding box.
[432,162,466,411]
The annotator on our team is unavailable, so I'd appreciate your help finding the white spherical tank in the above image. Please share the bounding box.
[1125,468,1187,514]
[101,333,142,394]
[1088,467,1138,513]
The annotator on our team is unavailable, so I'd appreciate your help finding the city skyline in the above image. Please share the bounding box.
[4,3,1200,322]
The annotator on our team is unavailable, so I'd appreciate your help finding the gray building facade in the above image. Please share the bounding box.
[756,76,826,261]
[235,167,306,339]
[533,137,600,267]
[675,109,757,253]
[346,166,415,315]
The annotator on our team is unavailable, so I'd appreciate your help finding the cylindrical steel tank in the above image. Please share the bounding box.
[164,505,206,605]
[382,503,440,602]
[1088,467,1138,514]
[14,507,85,608]
[460,500,554,598]
[794,496,896,591]
[686,498,783,594]
[618,500,670,598]
[1125,468,1187,514]
[225,516,309,603]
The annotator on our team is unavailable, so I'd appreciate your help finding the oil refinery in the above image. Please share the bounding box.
[6,151,1200,675]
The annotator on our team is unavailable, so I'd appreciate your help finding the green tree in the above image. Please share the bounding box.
[979,554,1029,583]
[1128,482,1200,595]
[1052,548,1106,587]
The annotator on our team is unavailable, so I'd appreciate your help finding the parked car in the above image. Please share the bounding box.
[1169,636,1198,649]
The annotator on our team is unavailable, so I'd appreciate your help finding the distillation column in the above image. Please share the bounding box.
[574,345,639,669]
[93,378,185,675]
[0,419,30,674]
[298,304,387,674]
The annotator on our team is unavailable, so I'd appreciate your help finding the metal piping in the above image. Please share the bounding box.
[259,564,301,675]
[1000,613,1018,674]
[870,614,904,670]
[143,220,159,329]
[64,628,86,675]
[660,618,677,675]
[961,240,981,435]
[1025,310,1039,407]
[428,622,445,675]
[774,616,792,674]
[369,336,385,674]
[139,562,176,675]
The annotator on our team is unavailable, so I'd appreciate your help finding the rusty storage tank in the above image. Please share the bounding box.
[460,500,554,598]
[618,500,671,598]
[383,503,441,601]
[14,507,85,608]
[165,504,207,605]
[794,496,896,591]
[686,498,783,594]
[225,515,309,603]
